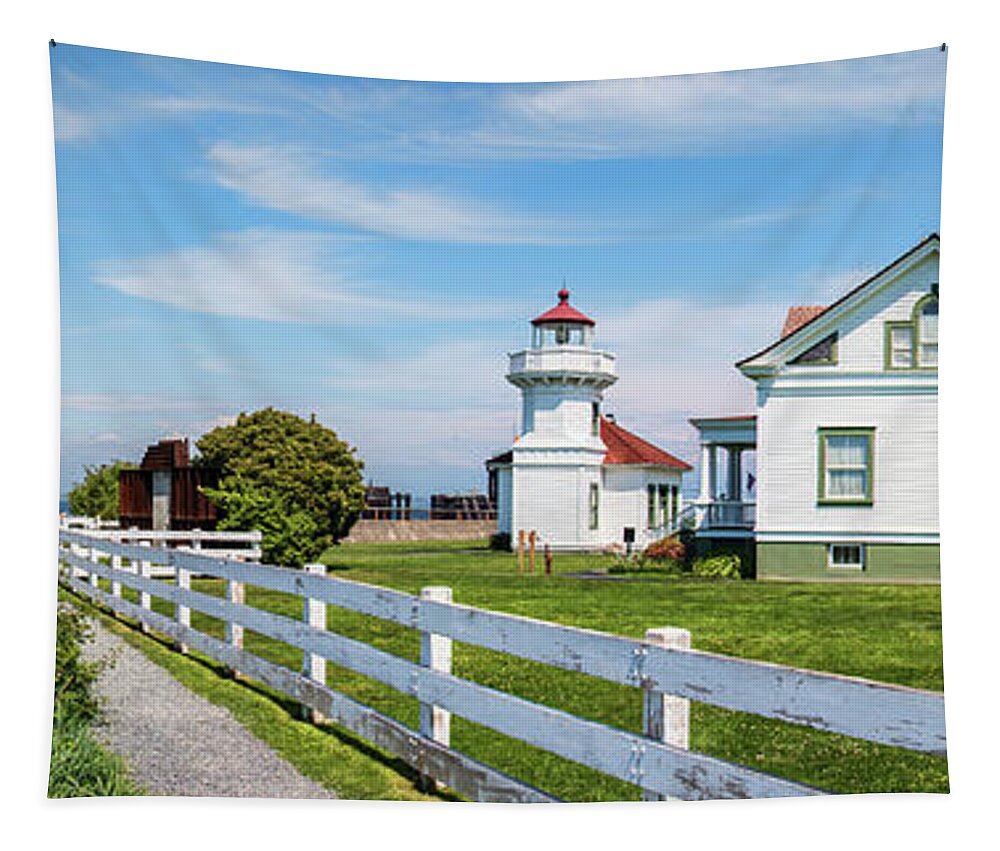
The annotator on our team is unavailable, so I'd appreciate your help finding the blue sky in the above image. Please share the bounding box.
[53,44,945,500]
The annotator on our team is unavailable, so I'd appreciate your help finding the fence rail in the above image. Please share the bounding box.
[58,527,946,802]
[60,519,262,574]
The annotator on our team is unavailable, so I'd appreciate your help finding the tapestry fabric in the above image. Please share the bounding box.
[50,43,947,802]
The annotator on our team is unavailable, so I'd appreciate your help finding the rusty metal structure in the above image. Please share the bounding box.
[429,493,495,520]
[361,486,412,520]
[119,439,220,530]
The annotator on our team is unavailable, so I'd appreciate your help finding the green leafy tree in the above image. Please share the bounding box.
[66,461,135,520]
[196,408,365,566]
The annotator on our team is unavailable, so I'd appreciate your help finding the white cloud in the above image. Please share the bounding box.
[93,228,485,324]
[487,52,947,160]
[207,143,589,244]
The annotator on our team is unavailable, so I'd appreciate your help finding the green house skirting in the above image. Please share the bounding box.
[757,542,940,583]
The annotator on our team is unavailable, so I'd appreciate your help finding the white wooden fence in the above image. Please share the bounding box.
[60,518,262,576]
[58,527,946,802]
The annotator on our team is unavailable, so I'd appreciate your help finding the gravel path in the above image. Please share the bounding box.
[83,618,336,799]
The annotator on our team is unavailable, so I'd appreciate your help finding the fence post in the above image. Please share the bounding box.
[88,545,100,591]
[641,627,691,801]
[301,563,327,724]
[528,530,536,574]
[175,530,197,654]
[517,530,525,575]
[138,540,152,634]
[419,585,453,792]
[111,551,123,601]
[225,574,245,678]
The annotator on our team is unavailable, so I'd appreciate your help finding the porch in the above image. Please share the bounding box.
[688,415,757,536]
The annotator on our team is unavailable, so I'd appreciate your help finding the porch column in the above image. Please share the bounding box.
[727,446,743,502]
[700,443,716,502]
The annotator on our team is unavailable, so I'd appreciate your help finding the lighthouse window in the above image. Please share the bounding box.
[556,324,569,345]
[647,485,657,528]
[591,402,600,435]
[589,483,600,530]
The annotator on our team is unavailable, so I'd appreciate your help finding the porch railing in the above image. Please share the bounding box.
[703,501,756,530]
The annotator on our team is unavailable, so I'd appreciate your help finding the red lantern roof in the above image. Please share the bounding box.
[531,288,596,326]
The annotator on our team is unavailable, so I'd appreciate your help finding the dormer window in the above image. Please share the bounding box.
[918,297,938,367]
[885,290,938,370]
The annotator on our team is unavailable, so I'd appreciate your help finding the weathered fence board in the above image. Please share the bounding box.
[63,573,556,803]
[59,530,946,755]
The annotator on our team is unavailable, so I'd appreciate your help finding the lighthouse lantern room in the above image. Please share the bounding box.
[487,289,691,551]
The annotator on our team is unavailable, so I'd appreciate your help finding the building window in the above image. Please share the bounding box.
[790,332,838,365]
[828,544,865,570]
[918,297,938,367]
[658,484,669,528]
[884,291,938,370]
[647,484,657,528]
[591,402,600,436]
[818,428,874,504]
[589,483,600,530]
[886,322,915,369]
[671,485,680,525]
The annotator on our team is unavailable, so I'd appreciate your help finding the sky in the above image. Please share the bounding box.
[52,44,946,501]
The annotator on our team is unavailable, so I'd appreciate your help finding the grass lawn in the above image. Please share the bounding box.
[80,539,947,801]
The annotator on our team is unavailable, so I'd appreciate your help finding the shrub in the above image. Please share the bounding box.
[197,408,366,566]
[53,605,102,723]
[49,605,140,797]
[644,535,686,563]
[608,551,685,576]
[489,532,511,551]
[66,460,136,521]
[692,554,742,580]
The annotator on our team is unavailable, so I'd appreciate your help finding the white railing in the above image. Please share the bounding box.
[59,527,945,802]
[60,518,262,575]
[703,501,756,530]
[508,347,616,377]
[60,515,121,531]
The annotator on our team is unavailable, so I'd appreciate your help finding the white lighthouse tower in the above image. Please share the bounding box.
[488,289,690,551]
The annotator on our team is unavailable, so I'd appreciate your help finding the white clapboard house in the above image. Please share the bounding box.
[487,289,691,551]
[691,234,940,581]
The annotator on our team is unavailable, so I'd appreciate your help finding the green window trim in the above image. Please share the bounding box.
[883,290,938,371]
[817,427,874,506]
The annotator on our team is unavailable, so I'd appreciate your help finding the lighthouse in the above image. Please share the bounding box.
[487,289,691,551]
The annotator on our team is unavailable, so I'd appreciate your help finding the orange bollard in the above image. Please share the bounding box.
[528,531,537,574]
[517,530,525,575]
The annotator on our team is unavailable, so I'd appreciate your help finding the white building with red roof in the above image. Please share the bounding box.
[486,289,690,551]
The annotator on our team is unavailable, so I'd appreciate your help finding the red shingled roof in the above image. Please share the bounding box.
[484,420,691,469]
[781,306,828,339]
[532,288,596,326]
[600,418,692,469]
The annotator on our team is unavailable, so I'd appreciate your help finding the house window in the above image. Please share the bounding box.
[790,333,838,365]
[818,428,874,504]
[658,484,669,528]
[647,484,657,528]
[886,323,915,368]
[671,485,680,525]
[918,297,938,367]
[589,483,600,530]
[884,291,938,370]
[828,544,865,570]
